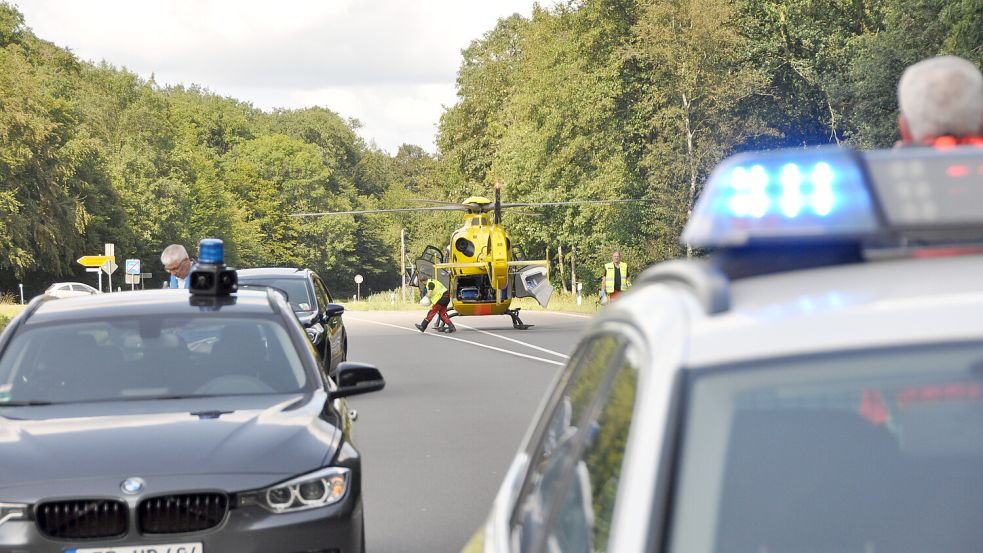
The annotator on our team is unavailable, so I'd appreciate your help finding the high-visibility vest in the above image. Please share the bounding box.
[425,279,447,301]
[604,262,629,293]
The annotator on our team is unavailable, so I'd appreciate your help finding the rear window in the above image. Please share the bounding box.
[669,343,983,553]
[0,315,310,405]
[238,277,314,312]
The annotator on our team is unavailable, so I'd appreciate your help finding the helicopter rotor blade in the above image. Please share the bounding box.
[291,205,467,217]
[500,199,653,208]
[412,199,464,206]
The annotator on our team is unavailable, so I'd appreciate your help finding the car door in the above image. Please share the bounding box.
[509,331,642,553]
[312,274,343,370]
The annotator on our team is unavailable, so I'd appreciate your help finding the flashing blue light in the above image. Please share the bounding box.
[199,238,225,265]
[778,163,804,218]
[810,162,835,216]
[682,147,880,247]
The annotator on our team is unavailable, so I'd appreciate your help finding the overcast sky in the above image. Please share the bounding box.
[15,0,543,154]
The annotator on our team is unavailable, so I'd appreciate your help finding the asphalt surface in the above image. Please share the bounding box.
[343,310,590,553]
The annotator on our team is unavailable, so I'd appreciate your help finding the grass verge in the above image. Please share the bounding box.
[0,305,25,333]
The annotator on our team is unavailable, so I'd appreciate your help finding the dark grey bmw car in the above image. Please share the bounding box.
[0,288,383,553]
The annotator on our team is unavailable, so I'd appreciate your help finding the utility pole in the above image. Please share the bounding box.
[400,228,406,303]
[571,246,577,294]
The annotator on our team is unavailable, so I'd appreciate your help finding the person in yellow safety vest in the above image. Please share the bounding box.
[601,251,630,302]
[415,274,456,333]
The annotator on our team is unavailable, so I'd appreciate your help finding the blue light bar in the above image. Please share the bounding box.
[198,238,225,265]
[683,147,880,248]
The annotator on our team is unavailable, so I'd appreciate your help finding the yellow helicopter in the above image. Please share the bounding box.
[292,185,644,329]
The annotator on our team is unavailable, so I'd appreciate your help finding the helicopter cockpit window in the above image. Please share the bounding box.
[456,237,476,257]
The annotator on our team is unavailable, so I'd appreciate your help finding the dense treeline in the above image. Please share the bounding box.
[0,1,979,299]
[0,3,434,298]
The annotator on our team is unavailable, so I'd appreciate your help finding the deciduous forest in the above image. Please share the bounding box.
[0,0,979,297]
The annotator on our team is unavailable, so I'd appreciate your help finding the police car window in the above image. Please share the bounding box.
[668,343,983,553]
[0,316,310,405]
[511,334,625,553]
[544,344,640,553]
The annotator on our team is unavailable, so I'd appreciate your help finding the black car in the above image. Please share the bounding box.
[238,268,347,375]
[0,287,383,553]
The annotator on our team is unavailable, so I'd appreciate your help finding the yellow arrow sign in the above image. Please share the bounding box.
[77,255,113,267]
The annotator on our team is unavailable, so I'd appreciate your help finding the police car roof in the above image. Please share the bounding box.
[688,253,983,366]
[25,289,277,326]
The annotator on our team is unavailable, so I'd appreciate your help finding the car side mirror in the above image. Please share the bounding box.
[324,303,345,320]
[329,362,385,399]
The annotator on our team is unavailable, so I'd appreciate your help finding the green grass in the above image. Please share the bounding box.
[0,305,24,333]
[341,288,602,315]
[0,305,25,318]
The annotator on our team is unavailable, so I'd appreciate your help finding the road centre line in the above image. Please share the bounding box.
[453,323,569,359]
[347,317,566,367]
[536,311,593,319]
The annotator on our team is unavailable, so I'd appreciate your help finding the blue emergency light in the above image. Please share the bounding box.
[683,147,881,248]
[189,238,236,297]
[198,238,225,265]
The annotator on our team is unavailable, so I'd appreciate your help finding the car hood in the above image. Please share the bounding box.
[0,393,341,499]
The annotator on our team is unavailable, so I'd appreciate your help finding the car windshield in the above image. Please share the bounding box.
[669,343,983,553]
[238,277,314,312]
[0,315,311,405]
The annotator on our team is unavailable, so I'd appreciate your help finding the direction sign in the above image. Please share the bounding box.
[77,255,113,267]
[126,259,140,275]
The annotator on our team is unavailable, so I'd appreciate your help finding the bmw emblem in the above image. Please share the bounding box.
[121,477,145,495]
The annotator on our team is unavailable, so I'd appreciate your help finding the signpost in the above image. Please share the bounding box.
[104,244,115,292]
[85,267,103,292]
[78,255,113,292]
[125,259,140,290]
[354,274,364,301]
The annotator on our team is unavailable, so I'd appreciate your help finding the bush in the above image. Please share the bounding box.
[0,315,10,334]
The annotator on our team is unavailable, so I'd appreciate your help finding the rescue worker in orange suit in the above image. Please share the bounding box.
[415,274,456,333]
[896,55,983,148]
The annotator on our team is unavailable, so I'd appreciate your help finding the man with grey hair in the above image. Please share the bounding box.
[897,55,983,146]
[161,244,196,289]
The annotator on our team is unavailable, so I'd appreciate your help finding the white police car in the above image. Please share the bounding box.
[465,145,983,553]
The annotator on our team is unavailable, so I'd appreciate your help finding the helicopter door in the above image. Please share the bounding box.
[512,266,552,307]
[414,245,450,288]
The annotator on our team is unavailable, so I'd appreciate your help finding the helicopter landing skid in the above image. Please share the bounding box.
[507,309,533,330]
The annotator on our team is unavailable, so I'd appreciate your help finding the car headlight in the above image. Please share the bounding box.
[238,467,350,513]
[306,323,324,344]
[0,503,28,526]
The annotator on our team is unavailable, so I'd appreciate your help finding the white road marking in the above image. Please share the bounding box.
[453,323,569,359]
[348,316,566,367]
[536,311,593,319]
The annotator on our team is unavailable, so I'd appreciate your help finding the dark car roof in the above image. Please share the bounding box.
[237,267,310,278]
[25,289,277,326]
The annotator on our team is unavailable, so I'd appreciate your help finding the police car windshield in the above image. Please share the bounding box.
[669,342,983,553]
[237,278,314,312]
[0,315,311,405]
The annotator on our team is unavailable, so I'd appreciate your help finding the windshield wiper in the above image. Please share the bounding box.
[0,400,56,407]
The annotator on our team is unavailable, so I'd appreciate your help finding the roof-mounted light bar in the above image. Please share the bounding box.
[683,147,881,248]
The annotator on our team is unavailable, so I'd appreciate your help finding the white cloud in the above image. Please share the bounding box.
[14,0,545,153]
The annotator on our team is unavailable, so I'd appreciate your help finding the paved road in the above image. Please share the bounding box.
[343,310,590,553]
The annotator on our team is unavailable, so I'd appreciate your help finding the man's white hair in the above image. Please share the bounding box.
[898,55,983,141]
[160,244,189,266]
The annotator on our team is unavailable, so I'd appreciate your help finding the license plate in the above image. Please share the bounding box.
[67,543,202,553]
